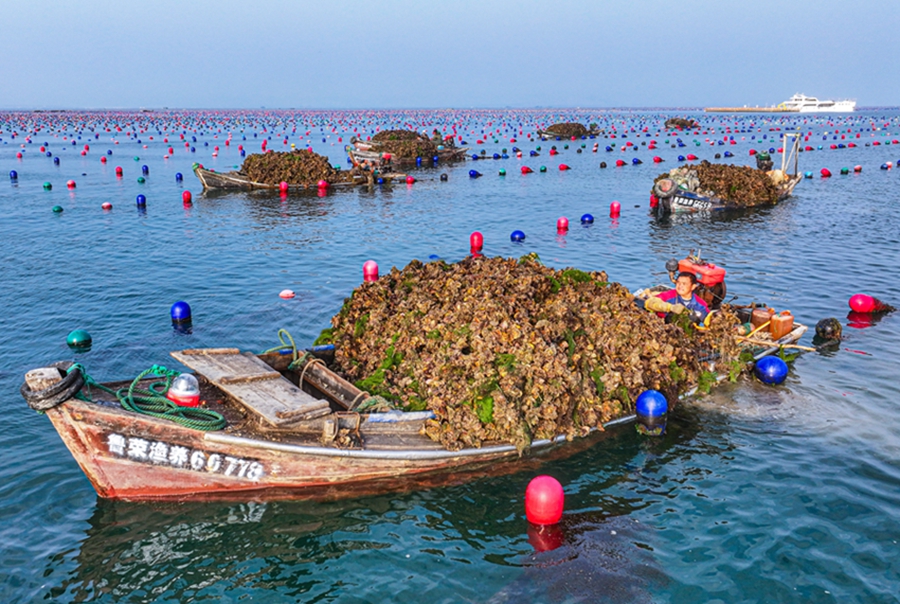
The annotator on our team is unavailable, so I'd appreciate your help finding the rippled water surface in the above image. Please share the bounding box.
[1,110,899,603]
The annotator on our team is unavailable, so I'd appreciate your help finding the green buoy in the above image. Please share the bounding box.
[499,169,506,176]
[67,329,92,349]
[539,166,547,173]
[134,156,140,161]
[137,176,145,184]
[43,182,52,190]
[52,205,63,213]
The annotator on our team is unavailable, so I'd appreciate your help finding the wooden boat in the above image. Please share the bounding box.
[193,166,406,191]
[346,143,469,169]
[655,174,802,214]
[633,285,809,359]
[21,347,635,502]
[654,132,803,215]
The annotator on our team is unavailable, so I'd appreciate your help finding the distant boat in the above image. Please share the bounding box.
[776,93,856,113]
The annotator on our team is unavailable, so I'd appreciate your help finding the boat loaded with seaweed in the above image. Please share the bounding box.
[347,129,468,169]
[193,148,407,191]
[652,133,802,214]
[21,255,809,501]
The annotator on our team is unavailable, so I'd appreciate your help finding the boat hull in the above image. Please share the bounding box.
[46,398,630,501]
[657,174,801,214]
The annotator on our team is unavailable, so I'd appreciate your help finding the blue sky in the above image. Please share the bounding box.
[1,0,894,109]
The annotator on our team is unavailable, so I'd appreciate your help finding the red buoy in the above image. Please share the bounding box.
[558,163,569,171]
[652,156,663,163]
[525,475,564,525]
[406,175,416,184]
[317,180,329,189]
[66,180,76,189]
[115,166,123,176]
[557,216,568,232]
[821,168,832,177]
[849,293,893,313]
[650,194,659,208]
[615,159,626,167]
[279,181,289,192]
[854,165,862,172]
[101,202,112,210]
[363,260,379,282]
[182,190,192,203]
[520,166,533,174]
[470,231,484,251]
[687,154,698,160]
[100,156,107,163]
[610,201,621,216]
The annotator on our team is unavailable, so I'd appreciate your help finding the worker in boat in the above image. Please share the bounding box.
[643,272,710,323]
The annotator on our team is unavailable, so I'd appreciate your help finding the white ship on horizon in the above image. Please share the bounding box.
[777,93,856,113]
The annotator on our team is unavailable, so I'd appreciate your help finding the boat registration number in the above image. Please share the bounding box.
[106,433,264,481]
[673,195,712,210]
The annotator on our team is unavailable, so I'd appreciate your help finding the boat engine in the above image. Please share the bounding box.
[666,250,727,310]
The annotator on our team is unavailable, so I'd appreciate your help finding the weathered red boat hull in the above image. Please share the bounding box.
[47,400,630,502]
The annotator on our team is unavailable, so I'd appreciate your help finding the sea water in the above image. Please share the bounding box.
[1,109,898,603]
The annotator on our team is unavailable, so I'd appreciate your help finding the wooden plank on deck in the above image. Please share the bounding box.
[171,349,330,427]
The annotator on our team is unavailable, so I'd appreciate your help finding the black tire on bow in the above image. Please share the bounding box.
[20,361,85,411]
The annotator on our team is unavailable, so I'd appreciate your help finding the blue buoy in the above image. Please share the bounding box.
[510,230,525,242]
[804,171,813,178]
[724,151,733,157]
[175,172,183,181]
[432,156,439,162]
[170,300,192,323]
[46,151,52,157]
[881,163,889,170]
[107,150,112,155]
[416,157,422,165]
[471,154,480,161]
[377,177,384,185]
[635,389,667,436]
[605,146,613,152]
[142,165,149,174]
[678,155,686,161]
[53,157,60,165]
[440,173,448,181]
[136,194,146,206]
[632,158,642,165]
[530,150,538,156]
[580,213,594,224]
[469,170,482,178]
[754,356,788,385]
[9,170,17,180]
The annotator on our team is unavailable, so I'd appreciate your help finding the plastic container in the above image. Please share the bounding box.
[769,311,794,340]
[751,307,775,329]
[678,258,726,286]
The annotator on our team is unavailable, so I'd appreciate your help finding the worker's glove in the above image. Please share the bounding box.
[670,303,687,315]
[644,296,673,313]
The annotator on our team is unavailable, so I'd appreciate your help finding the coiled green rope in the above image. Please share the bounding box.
[75,363,226,431]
